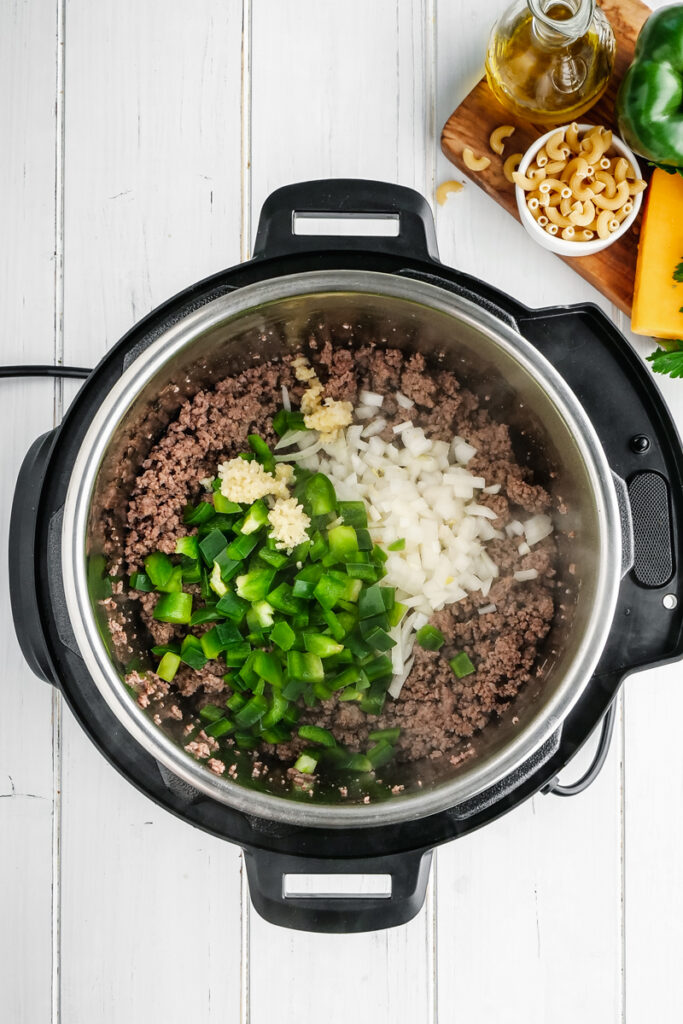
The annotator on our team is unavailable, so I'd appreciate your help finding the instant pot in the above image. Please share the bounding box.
[10,180,683,932]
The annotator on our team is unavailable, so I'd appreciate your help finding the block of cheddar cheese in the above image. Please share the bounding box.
[632,168,683,340]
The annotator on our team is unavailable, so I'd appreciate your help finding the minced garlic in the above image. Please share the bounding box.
[292,355,317,382]
[268,497,311,551]
[217,458,290,504]
[293,355,352,439]
[304,399,353,437]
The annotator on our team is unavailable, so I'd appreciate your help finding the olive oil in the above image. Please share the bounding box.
[485,0,615,125]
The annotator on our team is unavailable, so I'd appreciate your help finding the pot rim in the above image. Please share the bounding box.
[60,269,622,828]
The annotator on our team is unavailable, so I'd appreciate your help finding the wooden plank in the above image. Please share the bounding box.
[0,2,60,1022]
[440,0,652,315]
[618,291,683,1021]
[436,721,624,1024]
[623,663,683,1023]
[249,0,433,243]
[248,4,436,1017]
[434,2,626,1021]
[59,3,246,1021]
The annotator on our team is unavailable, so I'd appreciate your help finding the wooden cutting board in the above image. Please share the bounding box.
[441,0,651,316]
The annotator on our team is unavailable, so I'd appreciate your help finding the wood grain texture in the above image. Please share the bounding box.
[434,2,628,1021]
[2,1,683,1021]
[58,3,245,1021]
[0,2,60,1022]
[440,0,652,315]
[248,6,436,1022]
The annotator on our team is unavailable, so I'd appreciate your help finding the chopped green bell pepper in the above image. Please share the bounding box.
[153,591,192,624]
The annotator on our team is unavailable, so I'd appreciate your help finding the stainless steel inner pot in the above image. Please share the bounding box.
[61,270,622,828]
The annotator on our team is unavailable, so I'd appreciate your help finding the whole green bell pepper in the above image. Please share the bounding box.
[617,4,683,169]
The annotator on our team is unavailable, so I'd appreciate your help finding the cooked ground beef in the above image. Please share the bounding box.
[120,342,557,773]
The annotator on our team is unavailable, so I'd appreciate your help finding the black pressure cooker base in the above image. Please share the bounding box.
[10,180,683,932]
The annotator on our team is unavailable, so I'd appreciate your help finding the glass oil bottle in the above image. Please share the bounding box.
[485,0,615,125]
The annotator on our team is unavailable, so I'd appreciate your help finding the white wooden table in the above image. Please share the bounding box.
[2,1,681,1021]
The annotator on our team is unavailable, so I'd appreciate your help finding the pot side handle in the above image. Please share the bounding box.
[9,430,60,685]
[244,846,432,933]
[252,179,439,262]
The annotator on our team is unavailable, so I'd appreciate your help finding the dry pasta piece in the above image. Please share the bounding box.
[592,180,630,210]
[527,166,547,182]
[581,128,612,165]
[577,229,595,241]
[546,205,573,227]
[489,124,515,155]
[566,123,581,153]
[535,148,549,167]
[538,177,569,196]
[628,178,647,195]
[545,191,561,207]
[614,200,634,223]
[546,130,570,161]
[545,222,559,236]
[463,147,491,172]
[561,225,576,240]
[527,196,541,212]
[537,214,549,227]
[569,199,596,226]
[561,156,589,182]
[590,178,607,195]
[594,170,616,197]
[503,152,523,183]
[436,180,464,205]
[599,156,611,170]
[569,169,596,201]
[544,159,566,175]
[596,208,619,239]
[560,195,575,216]
[613,157,630,183]
[512,168,539,190]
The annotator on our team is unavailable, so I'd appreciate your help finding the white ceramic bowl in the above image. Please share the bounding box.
[515,123,643,258]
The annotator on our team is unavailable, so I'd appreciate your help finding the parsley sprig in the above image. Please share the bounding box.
[647,259,683,378]
[647,343,683,379]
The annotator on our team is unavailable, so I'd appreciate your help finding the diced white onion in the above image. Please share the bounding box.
[281,384,291,412]
[518,541,531,556]
[388,655,415,698]
[362,417,387,438]
[524,514,554,547]
[274,429,314,451]
[395,391,415,409]
[465,503,498,520]
[278,408,554,698]
[514,568,539,582]
[453,440,477,464]
[274,439,324,462]
[358,389,384,407]
[505,519,524,537]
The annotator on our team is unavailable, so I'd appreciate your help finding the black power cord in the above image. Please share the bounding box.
[542,702,617,797]
[2,361,617,799]
[0,364,91,380]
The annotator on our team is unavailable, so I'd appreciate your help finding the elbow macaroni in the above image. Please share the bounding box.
[513,123,646,243]
[462,147,491,172]
[489,124,515,156]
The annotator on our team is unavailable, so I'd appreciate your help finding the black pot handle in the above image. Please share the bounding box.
[252,178,439,262]
[9,430,60,684]
[244,846,432,933]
